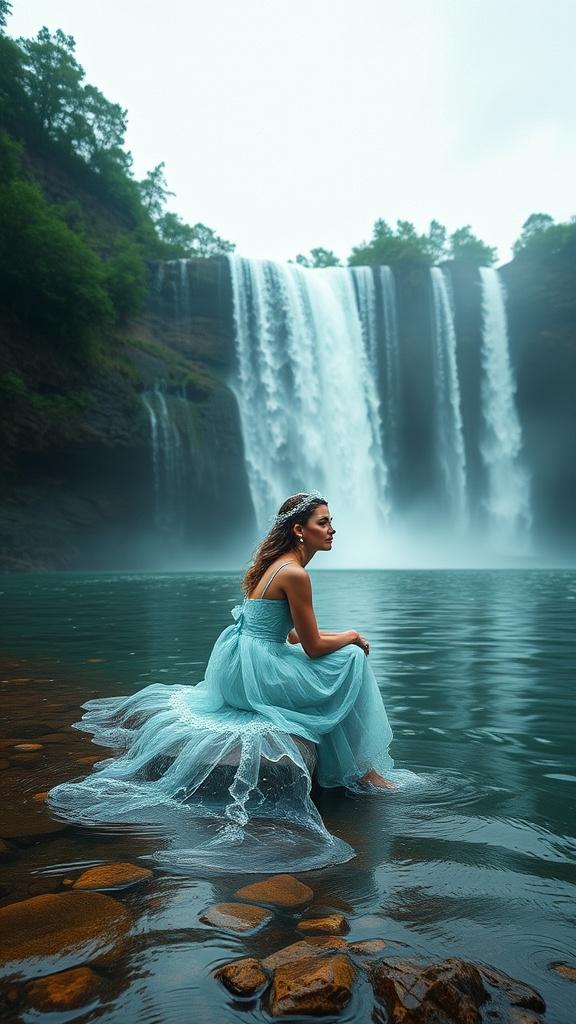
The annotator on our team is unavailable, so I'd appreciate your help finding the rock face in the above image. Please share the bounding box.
[480,965,547,1011]
[371,957,488,1024]
[215,958,268,997]
[72,863,153,891]
[297,914,349,935]
[235,874,314,909]
[200,902,272,933]
[0,892,133,977]
[25,966,105,1012]
[269,954,356,1017]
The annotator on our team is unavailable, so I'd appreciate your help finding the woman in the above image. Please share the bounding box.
[49,492,402,871]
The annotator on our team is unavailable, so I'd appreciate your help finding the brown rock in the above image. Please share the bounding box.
[9,753,41,765]
[549,960,576,982]
[200,902,272,932]
[510,1011,543,1024]
[347,938,388,956]
[13,743,43,752]
[72,863,153,891]
[372,957,488,1024]
[32,791,49,802]
[263,937,348,971]
[0,788,67,839]
[0,892,133,976]
[77,755,102,765]
[270,954,356,1016]
[235,873,313,908]
[297,914,349,935]
[215,957,268,996]
[26,967,104,1012]
[480,965,547,1011]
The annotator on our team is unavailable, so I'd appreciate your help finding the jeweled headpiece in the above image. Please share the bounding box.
[274,491,326,526]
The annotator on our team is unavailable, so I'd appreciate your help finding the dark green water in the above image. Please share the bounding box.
[1,569,575,1022]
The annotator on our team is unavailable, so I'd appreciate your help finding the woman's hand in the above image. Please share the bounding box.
[287,628,300,645]
[352,632,370,656]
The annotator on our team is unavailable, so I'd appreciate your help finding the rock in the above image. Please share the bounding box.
[200,902,272,933]
[510,1011,543,1024]
[32,790,49,802]
[347,938,388,956]
[235,873,313,909]
[77,755,102,765]
[215,957,268,996]
[549,961,576,982]
[0,787,67,839]
[262,937,348,971]
[0,759,9,770]
[480,965,547,1011]
[270,954,356,1016]
[0,892,133,977]
[9,753,41,765]
[297,914,349,935]
[26,967,104,1012]
[372,957,488,1024]
[13,743,43,752]
[72,863,153,891]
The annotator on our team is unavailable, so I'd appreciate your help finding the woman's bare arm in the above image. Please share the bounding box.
[282,568,360,659]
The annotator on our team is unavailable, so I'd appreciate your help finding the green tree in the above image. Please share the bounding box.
[0,1,12,31]
[295,247,341,268]
[138,161,174,220]
[103,235,146,321]
[18,27,84,141]
[512,213,555,256]
[449,225,497,265]
[187,222,235,258]
[156,210,195,254]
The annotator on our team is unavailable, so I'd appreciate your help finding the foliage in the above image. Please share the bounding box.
[103,235,147,321]
[512,213,556,256]
[0,0,12,31]
[348,218,496,266]
[294,247,341,268]
[509,214,576,323]
[138,161,174,220]
[156,211,235,258]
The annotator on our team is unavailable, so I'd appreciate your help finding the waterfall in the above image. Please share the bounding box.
[429,267,468,527]
[479,267,531,537]
[378,266,401,474]
[141,382,194,534]
[228,257,390,560]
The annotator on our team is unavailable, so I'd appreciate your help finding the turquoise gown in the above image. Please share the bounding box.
[49,564,403,872]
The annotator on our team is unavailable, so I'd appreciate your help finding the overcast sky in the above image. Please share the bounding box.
[8,0,576,265]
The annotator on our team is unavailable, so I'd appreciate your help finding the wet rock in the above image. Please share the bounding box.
[347,938,388,956]
[549,960,576,982]
[235,873,313,909]
[77,755,102,765]
[509,1011,544,1024]
[297,914,349,935]
[262,937,348,971]
[32,790,49,802]
[200,902,272,933]
[0,892,133,976]
[480,965,546,1011]
[13,743,44,752]
[9,752,41,765]
[26,966,105,1011]
[372,957,488,1024]
[0,787,67,839]
[72,863,153,891]
[270,954,356,1017]
[215,957,268,996]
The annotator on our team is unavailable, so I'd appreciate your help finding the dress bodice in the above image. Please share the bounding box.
[232,598,293,642]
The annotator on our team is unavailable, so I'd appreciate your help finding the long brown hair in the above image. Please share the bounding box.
[242,493,328,597]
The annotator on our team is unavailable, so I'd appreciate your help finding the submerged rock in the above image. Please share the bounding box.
[297,914,349,935]
[371,957,488,1024]
[347,938,388,956]
[13,743,44,752]
[0,892,133,977]
[269,954,356,1017]
[262,937,348,971]
[200,902,272,933]
[215,957,268,996]
[549,961,576,982]
[235,873,313,909]
[25,966,105,1012]
[480,965,546,1010]
[72,863,153,891]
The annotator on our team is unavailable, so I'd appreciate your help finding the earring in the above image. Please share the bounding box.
[299,537,304,544]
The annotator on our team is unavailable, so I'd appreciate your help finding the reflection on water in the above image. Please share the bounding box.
[1,569,575,1021]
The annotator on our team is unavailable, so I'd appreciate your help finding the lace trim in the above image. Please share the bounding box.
[169,689,281,736]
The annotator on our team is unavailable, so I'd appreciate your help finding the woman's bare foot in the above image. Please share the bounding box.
[360,769,398,790]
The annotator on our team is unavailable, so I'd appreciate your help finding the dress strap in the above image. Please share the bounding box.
[260,561,294,598]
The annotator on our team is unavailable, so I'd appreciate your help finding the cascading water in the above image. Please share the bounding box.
[378,266,401,475]
[429,267,468,527]
[479,267,531,539]
[141,382,195,535]
[228,257,390,562]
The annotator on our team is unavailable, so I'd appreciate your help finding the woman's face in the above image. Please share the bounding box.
[300,504,335,551]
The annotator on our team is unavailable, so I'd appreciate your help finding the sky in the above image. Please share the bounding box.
[8,0,576,265]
